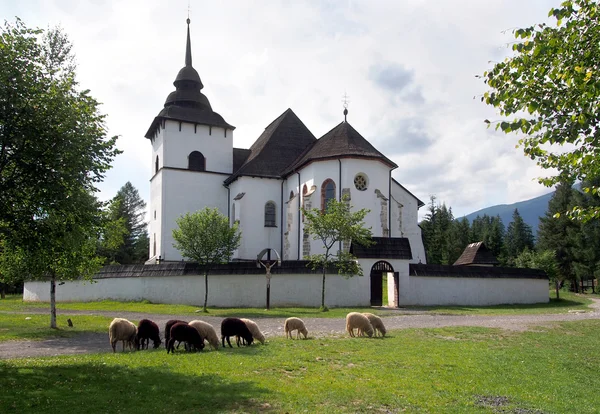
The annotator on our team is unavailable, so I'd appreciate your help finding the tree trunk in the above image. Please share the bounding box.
[0,283,5,299]
[203,271,208,312]
[555,280,560,300]
[50,274,57,329]
[321,266,326,309]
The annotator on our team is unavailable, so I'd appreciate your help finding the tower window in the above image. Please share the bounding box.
[264,201,276,227]
[321,179,336,212]
[188,151,205,171]
[155,156,159,174]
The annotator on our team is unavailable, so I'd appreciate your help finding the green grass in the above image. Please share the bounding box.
[1,320,599,413]
[0,313,113,341]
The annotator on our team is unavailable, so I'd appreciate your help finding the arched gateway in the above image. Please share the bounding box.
[370,261,394,306]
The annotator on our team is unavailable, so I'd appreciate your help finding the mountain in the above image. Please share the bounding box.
[462,191,554,237]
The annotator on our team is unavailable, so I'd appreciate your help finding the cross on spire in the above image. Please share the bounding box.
[342,91,350,122]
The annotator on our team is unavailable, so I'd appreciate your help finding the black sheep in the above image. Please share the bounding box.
[221,317,254,348]
[136,319,162,350]
[165,319,187,349]
[167,322,205,354]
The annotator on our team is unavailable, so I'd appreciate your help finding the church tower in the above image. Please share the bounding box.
[145,18,235,263]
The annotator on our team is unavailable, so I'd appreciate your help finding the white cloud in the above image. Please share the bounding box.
[1,0,559,216]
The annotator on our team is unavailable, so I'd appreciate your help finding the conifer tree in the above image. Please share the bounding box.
[504,209,535,264]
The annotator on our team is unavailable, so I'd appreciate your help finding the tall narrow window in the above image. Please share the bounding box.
[231,203,236,226]
[321,179,336,211]
[188,151,205,171]
[264,201,276,227]
[155,156,159,173]
[153,233,156,257]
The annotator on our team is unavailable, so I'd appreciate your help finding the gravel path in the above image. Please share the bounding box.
[2,298,600,360]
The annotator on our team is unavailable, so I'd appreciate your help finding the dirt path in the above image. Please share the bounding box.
[2,298,600,360]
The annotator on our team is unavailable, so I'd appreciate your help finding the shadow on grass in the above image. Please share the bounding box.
[0,361,269,413]
[410,297,592,314]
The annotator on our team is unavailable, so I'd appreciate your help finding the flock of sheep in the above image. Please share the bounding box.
[108,312,387,353]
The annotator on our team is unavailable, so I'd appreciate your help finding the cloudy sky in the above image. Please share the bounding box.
[3,0,559,219]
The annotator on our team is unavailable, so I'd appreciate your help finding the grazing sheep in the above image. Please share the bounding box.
[345,312,374,338]
[284,317,308,339]
[240,318,265,345]
[362,313,387,337]
[165,319,187,349]
[136,319,162,349]
[167,322,205,354]
[221,317,254,348]
[189,320,220,350]
[108,318,138,352]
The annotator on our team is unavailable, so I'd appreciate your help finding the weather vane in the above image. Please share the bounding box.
[342,91,350,122]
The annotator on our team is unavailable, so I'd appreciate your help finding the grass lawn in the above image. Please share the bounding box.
[1,320,599,413]
[0,313,113,342]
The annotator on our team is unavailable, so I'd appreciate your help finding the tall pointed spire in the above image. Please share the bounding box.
[185,18,192,67]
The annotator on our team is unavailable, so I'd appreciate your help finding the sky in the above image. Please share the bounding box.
[2,0,560,219]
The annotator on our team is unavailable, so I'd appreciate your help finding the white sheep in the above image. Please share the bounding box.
[189,320,220,350]
[109,318,137,352]
[362,313,386,337]
[345,312,374,338]
[240,318,265,344]
[284,317,308,339]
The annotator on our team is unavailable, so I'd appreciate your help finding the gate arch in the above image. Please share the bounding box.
[370,261,394,306]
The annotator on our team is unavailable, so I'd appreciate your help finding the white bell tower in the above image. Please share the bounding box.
[144,18,235,263]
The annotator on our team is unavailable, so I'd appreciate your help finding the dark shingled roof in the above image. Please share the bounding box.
[145,19,234,139]
[284,121,397,175]
[224,108,316,185]
[93,261,338,279]
[453,242,500,266]
[409,263,548,279]
[233,148,251,172]
[350,237,412,260]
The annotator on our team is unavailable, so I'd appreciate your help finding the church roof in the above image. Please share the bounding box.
[350,237,412,260]
[225,108,316,184]
[453,242,500,266]
[284,121,397,175]
[145,18,234,139]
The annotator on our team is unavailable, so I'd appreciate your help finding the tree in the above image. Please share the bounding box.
[172,208,241,312]
[482,0,600,221]
[570,177,600,287]
[105,182,148,264]
[0,20,119,324]
[505,209,535,264]
[302,195,373,311]
[96,198,128,265]
[448,217,471,265]
[515,249,560,299]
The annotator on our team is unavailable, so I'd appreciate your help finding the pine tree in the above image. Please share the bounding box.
[448,217,471,264]
[108,182,148,264]
[505,209,535,264]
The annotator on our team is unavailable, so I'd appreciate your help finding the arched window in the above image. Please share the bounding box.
[321,179,336,212]
[302,184,308,222]
[155,156,159,174]
[264,201,276,227]
[188,151,205,171]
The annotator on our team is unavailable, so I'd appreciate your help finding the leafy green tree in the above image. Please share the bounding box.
[505,209,535,264]
[106,182,148,264]
[537,180,578,285]
[172,208,241,312]
[482,0,600,221]
[515,249,560,299]
[302,195,373,311]
[96,198,128,265]
[0,19,119,240]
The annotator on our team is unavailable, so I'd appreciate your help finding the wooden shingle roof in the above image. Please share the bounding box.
[453,242,500,266]
[409,263,547,279]
[284,121,397,175]
[350,237,412,260]
[224,109,316,184]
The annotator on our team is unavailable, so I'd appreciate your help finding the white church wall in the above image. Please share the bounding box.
[23,272,371,307]
[160,169,229,261]
[162,120,233,174]
[396,273,549,306]
[149,171,163,259]
[234,176,283,260]
[391,181,426,263]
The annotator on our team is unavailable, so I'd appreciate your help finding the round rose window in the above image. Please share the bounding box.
[354,173,368,191]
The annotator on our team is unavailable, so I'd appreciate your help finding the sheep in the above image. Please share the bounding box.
[284,317,308,339]
[108,318,138,352]
[136,319,162,349]
[221,317,254,348]
[189,320,220,350]
[165,319,187,349]
[167,322,205,354]
[345,312,374,338]
[240,318,265,345]
[362,313,387,337]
